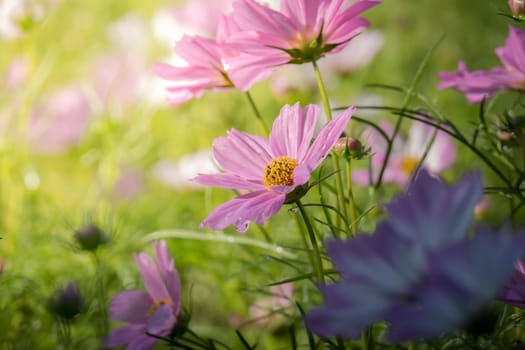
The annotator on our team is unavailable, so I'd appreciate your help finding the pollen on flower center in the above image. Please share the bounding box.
[400,156,419,175]
[147,299,173,316]
[263,156,299,189]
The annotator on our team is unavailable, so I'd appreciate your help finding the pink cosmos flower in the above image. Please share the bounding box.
[437,26,525,104]
[352,119,456,187]
[224,0,381,90]
[105,241,181,349]
[152,15,241,104]
[194,103,353,232]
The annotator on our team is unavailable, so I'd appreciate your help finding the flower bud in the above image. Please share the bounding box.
[509,0,525,17]
[334,137,369,160]
[74,223,109,251]
[334,137,362,153]
[47,282,84,320]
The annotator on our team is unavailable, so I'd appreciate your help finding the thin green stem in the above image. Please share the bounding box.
[345,157,358,236]
[312,60,347,230]
[312,60,332,121]
[361,328,374,350]
[257,224,273,243]
[245,91,268,136]
[295,200,324,283]
[92,252,108,340]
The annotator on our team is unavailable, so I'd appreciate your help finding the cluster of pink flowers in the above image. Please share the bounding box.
[154,0,381,103]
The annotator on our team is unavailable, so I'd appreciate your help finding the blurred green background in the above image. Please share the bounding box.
[0,0,520,348]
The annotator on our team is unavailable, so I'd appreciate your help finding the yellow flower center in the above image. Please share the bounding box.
[147,299,173,316]
[400,156,419,176]
[263,156,299,189]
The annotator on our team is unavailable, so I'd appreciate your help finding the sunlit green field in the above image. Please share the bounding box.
[0,0,521,349]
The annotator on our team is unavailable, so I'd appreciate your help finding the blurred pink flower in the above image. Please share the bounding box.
[114,166,145,200]
[438,26,525,104]
[26,86,91,155]
[224,0,381,90]
[248,283,294,329]
[3,56,29,89]
[194,103,353,232]
[92,51,145,114]
[152,0,233,47]
[352,119,456,187]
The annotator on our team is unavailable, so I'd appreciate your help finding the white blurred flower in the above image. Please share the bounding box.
[0,0,43,39]
[153,149,219,190]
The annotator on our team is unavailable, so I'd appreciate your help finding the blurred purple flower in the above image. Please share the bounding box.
[352,119,456,187]
[437,26,525,104]
[26,86,91,155]
[500,261,525,309]
[105,241,181,349]
[47,282,85,321]
[194,103,353,232]
[306,170,525,341]
[224,0,381,90]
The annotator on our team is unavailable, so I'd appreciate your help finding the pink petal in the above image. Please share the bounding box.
[200,191,285,232]
[134,252,171,302]
[146,303,176,337]
[302,107,353,170]
[104,324,145,348]
[126,334,159,350]
[213,130,273,179]
[324,1,380,44]
[153,241,181,311]
[193,173,265,191]
[226,53,288,91]
[109,290,153,324]
[232,0,296,40]
[269,103,318,160]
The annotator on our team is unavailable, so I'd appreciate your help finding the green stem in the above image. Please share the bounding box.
[92,253,108,340]
[295,200,324,283]
[312,60,332,121]
[345,157,358,236]
[257,224,272,243]
[361,328,374,350]
[245,91,268,136]
[312,60,347,230]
